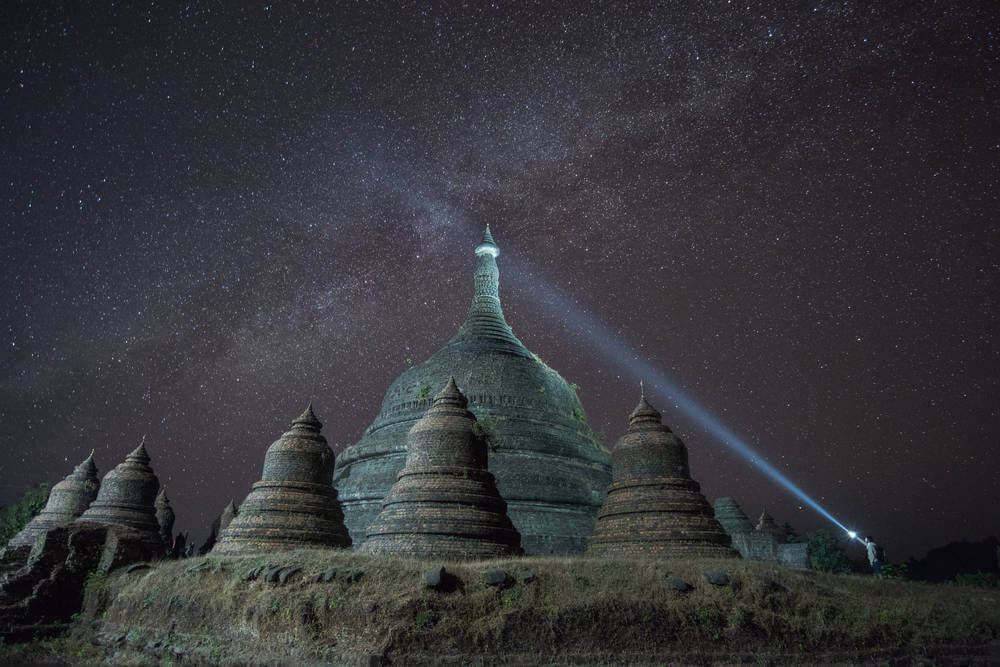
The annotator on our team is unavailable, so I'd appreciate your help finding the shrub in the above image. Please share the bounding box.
[807,529,851,574]
[880,563,909,580]
[0,482,50,546]
[953,572,1000,588]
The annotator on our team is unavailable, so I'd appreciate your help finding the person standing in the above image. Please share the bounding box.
[863,535,884,577]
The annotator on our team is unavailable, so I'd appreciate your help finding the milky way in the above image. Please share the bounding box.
[2,1,996,560]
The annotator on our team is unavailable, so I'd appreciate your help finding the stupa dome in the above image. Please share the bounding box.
[75,439,164,551]
[212,404,350,553]
[587,393,739,559]
[6,451,100,551]
[334,227,611,554]
[361,379,522,560]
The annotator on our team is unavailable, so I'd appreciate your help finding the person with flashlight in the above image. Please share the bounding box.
[863,535,885,577]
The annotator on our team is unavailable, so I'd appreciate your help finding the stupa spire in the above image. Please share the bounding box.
[454,226,524,349]
[475,225,499,257]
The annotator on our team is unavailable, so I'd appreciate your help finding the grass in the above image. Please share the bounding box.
[6,550,1000,664]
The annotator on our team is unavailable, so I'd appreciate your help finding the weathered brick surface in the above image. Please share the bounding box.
[361,379,523,560]
[5,452,100,552]
[587,396,739,559]
[712,497,755,536]
[219,499,238,532]
[0,522,156,629]
[755,509,785,541]
[713,497,810,569]
[334,228,611,555]
[74,441,164,552]
[212,405,350,554]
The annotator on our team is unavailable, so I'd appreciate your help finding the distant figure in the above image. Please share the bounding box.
[864,535,885,577]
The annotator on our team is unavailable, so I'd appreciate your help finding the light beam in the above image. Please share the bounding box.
[503,255,854,536]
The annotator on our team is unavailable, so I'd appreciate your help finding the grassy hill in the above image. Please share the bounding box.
[5,549,1000,664]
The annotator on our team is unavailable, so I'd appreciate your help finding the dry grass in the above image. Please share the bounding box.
[9,550,1000,664]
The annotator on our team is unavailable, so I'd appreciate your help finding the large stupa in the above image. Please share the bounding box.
[333,227,612,554]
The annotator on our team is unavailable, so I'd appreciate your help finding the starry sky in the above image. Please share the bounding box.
[2,1,996,561]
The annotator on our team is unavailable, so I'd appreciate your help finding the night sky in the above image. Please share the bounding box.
[2,1,996,562]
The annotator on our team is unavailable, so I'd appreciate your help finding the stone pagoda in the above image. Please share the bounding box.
[361,378,522,560]
[713,498,809,569]
[155,486,175,547]
[3,451,100,559]
[713,497,755,536]
[213,405,350,553]
[219,499,238,533]
[587,393,738,559]
[75,439,164,551]
[334,227,611,554]
[755,509,785,541]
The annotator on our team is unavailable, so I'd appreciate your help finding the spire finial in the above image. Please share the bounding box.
[640,380,645,399]
[475,225,499,257]
[128,435,150,461]
[432,376,469,409]
[293,402,322,430]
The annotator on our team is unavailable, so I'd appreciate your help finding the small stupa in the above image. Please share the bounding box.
[75,439,164,551]
[713,497,755,536]
[755,509,785,541]
[219,499,238,533]
[4,451,100,553]
[212,405,350,553]
[361,378,523,560]
[155,486,175,547]
[587,391,739,558]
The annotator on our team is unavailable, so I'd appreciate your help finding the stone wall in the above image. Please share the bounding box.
[713,498,809,570]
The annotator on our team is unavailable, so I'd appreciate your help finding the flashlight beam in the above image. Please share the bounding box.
[505,257,852,535]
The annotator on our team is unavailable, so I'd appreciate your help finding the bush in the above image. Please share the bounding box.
[0,482,51,546]
[953,572,1000,588]
[807,529,851,574]
[880,563,909,580]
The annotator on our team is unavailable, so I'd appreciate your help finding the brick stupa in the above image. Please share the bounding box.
[155,486,175,547]
[755,509,784,541]
[335,227,611,555]
[75,440,164,552]
[219,499,238,533]
[713,497,755,536]
[212,405,350,553]
[361,378,523,560]
[587,393,739,558]
[4,451,100,556]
